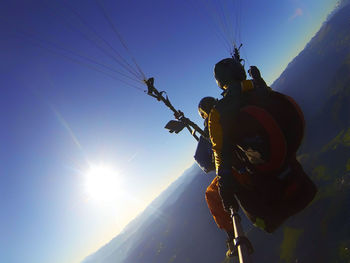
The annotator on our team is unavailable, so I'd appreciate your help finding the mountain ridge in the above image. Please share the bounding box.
[271,1,350,119]
[82,164,201,263]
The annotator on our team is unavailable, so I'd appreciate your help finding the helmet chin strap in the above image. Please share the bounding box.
[216,79,226,90]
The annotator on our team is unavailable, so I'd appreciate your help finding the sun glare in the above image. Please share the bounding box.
[84,164,121,203]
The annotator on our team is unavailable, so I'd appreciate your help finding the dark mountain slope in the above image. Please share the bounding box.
[272,2,350,152]
[122,169,226,263]
[272,3,350,119]
[82,164,208,263]
[303,57,350,151]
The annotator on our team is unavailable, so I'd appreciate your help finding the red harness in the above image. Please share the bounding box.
[241,105,287,173]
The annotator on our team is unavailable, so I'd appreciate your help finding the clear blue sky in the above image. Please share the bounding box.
[1,0,338,262]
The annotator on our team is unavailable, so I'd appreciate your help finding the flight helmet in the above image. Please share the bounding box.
[198,97,217,119]
[214,58,246,90]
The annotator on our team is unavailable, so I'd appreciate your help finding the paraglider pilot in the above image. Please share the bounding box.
[195,58,317,257]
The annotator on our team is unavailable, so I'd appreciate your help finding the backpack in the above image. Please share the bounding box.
[194,90,305,175]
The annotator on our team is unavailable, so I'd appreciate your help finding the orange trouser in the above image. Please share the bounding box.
[205,176,234,232]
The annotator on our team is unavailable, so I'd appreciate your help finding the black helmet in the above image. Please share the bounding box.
[214,58,246,89]
[198,97,217,119]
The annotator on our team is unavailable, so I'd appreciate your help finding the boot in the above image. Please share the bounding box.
[226,238,238,257]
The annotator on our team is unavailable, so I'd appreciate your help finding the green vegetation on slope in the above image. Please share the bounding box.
[338,241,350,262]
[312,165,330,181]
[322,127,350,152]
[280,227,304,263]
[346,158,350,171]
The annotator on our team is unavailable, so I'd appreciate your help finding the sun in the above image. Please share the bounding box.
[84,163,121,203]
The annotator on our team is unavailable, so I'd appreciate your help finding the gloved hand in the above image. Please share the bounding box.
[217,168,239,212]
[248,66,271,93]
[248,66,262,80]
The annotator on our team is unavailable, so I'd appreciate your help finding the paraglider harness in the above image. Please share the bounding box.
[144,44,254,263]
